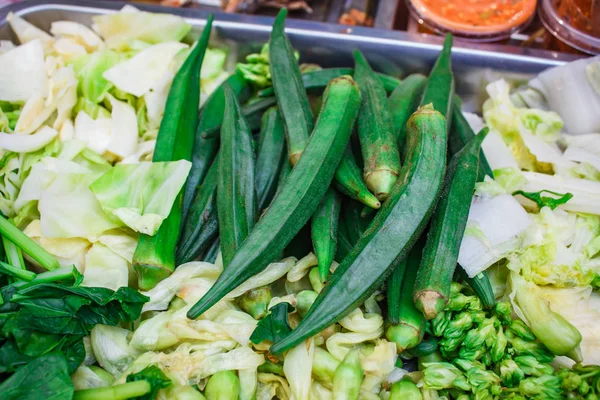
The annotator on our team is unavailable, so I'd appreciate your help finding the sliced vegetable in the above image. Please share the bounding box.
[133,16,213,290]
[414,129,488,320]
[187,75,361,319]
[205,371,239,400]
[311,189,342,281]
[270,104,447,354]
[353,49,401,201]
[217,84,257,267]
[269,9,314,166]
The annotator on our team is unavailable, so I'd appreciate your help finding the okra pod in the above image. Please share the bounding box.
[386,241,426,352]
[270,9,314,166]
[413,129,488,320]
[237,286,272,319]
[182,72,250,220]
[311,188,342,281]
[133,16,213,290]
[450,95,493,181]
[386,258,407,325]
[258,67,401,97]
[420,34,454,131]
[333,147,381,210]
[187,76,361,320]
[218,84,258,267]
[388,73,427,150]
[176,156,219,264]
[203,238,220,264]
[271,104,447,354]
[353,50,401,201]
[255,107,286,211]
[457,268,495,308]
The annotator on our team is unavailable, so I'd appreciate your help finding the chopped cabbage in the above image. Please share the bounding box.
[0,40,47,101]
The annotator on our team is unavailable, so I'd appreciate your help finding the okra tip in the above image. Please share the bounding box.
[134,264,172,291]
[414,290,446,320]
[386,323,423,353]
[365,169,398,201]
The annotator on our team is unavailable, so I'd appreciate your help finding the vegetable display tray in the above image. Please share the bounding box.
[0,0,578,111]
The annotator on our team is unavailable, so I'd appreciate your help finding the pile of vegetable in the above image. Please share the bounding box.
[1,4,600,400]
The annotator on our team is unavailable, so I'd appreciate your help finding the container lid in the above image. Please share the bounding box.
[538,0,600,55]
[406,0,537,42]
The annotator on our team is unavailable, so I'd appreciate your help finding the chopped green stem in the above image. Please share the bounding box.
[0,260,35,281]
[12,266,78,289]
[73,381,151,400]
[2,236,25,270]
[0,216,59,271]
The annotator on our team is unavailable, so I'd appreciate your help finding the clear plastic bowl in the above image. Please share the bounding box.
[539,0,600,55]
[406,0,537,42]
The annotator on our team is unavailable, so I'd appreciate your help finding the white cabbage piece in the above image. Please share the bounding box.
[15,66,77,134]
[212,310,257,347]
[458,194,531,277]
[50,21,104,52]
[227,257,296,298]
[6,12,54,52]
[283,339,314,400]
[90,324,140,378]
[92,7,191,49]
[534,56,600,135]
[257,373,291,400]
[94,228,138,263]
[120,139,156,164]
[360,340,396,377]
[239,368,259,400]
[521,171,600,215]
[74,111,112,155]
[191,347,265,381]
[141,261,222,312]
[23,219,89,270]
[71,365,113,390]
[103,41,187,97]
[105,94,138,159]
[338,308,384,334]
[130,310,180,351]
[286,252,317,282]
[38,170,119,238]
[0,126,58,153]
[326,329,383,362]
[310,381,333,400]
[90,160,191,235]
[82,242,130,290]
[0,40,47,101]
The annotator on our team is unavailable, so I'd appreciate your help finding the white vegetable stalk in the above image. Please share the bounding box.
[284,338,314,400]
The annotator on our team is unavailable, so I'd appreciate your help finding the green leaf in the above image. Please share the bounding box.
[250,302,294,345]
[126,365,172,400]
[512,189,573,211]
[0,353,74,400]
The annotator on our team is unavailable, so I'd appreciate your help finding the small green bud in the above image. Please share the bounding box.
[389,377,423,400]
[471,311,487,325]
[491,326,508,363]
[509,320,537,341]
[562,371,583,391]
[422,362,469,391]
[494,302,512,325]
[450,282,465,295]
[440,333,467,353]
[468,297,482,312]
[500,359,525,388]
[458,347,486,362]
[432,312,450,337]
[466,368,501,392]
[518,375,562,399]
[444,312,473,339]
[446,293,471,311]
[510,337,554,363]
[236,286,272,320]
[480,351,492,367]
[579,379,590,395]
[514,355,554,377]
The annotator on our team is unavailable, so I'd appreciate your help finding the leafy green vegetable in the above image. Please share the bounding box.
[250,302,293,344]
[513,189,573,211]
[0,353,74,400]
[126,365,172,400]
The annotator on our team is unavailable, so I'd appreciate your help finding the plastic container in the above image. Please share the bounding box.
[406,0,537,41]
[539,0,600,55]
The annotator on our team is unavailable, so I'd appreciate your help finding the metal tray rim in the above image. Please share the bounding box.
[0,0,579,68]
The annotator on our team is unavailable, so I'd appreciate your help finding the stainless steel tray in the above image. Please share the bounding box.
[0,0,579,110]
